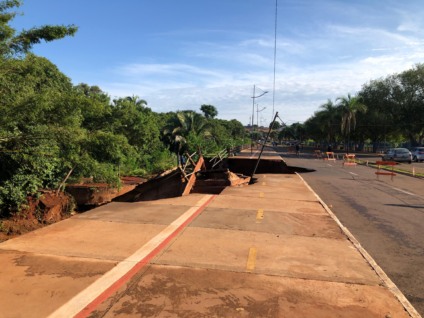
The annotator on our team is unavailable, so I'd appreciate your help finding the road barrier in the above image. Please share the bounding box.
[375,161,396,181]
[343,154,357,167]
[324,152,336,161]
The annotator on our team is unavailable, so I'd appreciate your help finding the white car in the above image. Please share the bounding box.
[411,147,424,162]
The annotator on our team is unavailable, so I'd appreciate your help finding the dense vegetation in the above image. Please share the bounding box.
[0,1,246,216]
[278,64,424,152]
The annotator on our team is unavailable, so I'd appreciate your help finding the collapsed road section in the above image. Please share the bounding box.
[115,151,252,202]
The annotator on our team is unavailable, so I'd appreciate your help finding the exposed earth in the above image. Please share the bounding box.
[0,191,74,242]
[0,177,144,243]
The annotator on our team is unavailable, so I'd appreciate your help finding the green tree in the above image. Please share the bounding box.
[125,95,147,107]
[0,56,82,214]
[304,113,327,146]
[111,96,159,151]
[73,83,112,132]
[319,99,340,145]
[291,122,306,142]
[336,93,367,152]
[269,121,281,130]
[0,0,77,57]
[358,78,396,151]
[395,65,424,146]
[200,104,218,119]
[0,56,155,214]
[207,119,245,153]
[302,64,424,150]
[0,0,80,210]
[163,111,211,155]
[110,96,168,173]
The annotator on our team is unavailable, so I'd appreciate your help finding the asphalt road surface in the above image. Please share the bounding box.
[278,147,424,316]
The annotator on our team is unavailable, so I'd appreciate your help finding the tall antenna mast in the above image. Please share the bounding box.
[272,0,278,120]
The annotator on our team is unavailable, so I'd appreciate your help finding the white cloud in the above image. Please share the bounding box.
[120,63,222,79]
[395,6,424,34]
[99,5,424,126]
[103,46,423,126]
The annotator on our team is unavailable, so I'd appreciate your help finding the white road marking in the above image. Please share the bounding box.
[390,187,416,197]
[349,172,359,176]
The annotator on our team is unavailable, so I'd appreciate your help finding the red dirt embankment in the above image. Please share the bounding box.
[0,177,145,242]
[65,176,144,206]
[0,191,74,242]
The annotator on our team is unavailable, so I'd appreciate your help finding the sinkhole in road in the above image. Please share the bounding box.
[113,157,315,203]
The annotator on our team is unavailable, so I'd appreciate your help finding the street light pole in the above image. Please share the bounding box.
[256,104,266,128]
[251,85,268,130]
[251,85,256,132]
[250,85,268,153]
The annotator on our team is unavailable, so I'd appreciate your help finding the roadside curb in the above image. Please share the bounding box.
[296,172,422,318]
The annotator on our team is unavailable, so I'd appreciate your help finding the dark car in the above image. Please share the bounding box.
[382,148,412,163]
[411,147,424,162]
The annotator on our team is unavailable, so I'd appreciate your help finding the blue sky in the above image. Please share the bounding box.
[11,0,424,126]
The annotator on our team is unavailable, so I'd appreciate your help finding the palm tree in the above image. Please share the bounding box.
[319,99,338,146]
[163,111,211,156]
[336,94,367,152]
[200,104,218,119]
[125,95,147,109]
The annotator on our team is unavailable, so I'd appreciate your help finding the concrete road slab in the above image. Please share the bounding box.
[191,207,345,239]
[0,250,115,318]
[74,201,189,224]
[155,227,381,285]
[210,195,326,214]
[144,193,209,206]
[0,219,166,261]
[253,182,312,193]
[254,173,308,186]
[221,184,318,201]
[94,265,409,318]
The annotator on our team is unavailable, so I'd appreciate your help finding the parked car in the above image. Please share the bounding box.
[382,148,412,163]
[411,147,424,162]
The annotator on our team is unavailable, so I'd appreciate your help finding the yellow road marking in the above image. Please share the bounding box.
[259,192,264,198]
[246,247,257,272]
[256,209,264,223]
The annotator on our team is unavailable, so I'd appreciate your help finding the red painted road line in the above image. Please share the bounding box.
[48,194,216,318]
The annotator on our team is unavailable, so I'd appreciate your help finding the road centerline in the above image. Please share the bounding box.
[256,209,264,223]
[246,247,257,272]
